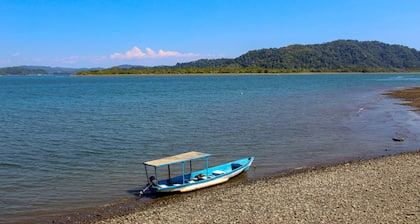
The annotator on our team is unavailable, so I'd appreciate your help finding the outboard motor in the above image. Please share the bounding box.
[139,176,157,197]
[149,176,158,186]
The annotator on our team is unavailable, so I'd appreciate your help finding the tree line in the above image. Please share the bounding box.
[78,40,420,75]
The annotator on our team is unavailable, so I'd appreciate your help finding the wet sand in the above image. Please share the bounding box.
[385,87,420,111]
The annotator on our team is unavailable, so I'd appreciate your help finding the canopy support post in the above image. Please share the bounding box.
[144,164,149,184]
[182,162,185,184]
[168,165,171,184]
[154,167,158,183]
[205,157,209,177]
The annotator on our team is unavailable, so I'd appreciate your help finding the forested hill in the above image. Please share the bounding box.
[175,40,420,70]
[0,66,48,75]
[77,40,420,75]
[0,66,91,75]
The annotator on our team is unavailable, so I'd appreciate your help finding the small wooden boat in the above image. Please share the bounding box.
[139,151,254,195]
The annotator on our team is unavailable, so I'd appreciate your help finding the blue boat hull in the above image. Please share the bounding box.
[152,157,254,193]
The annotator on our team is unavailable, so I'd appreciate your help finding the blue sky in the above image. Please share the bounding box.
[1,0,420,68]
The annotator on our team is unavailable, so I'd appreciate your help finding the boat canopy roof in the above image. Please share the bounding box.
[143,151,211,167]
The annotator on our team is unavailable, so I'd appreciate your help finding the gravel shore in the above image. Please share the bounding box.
[93,151,419,224]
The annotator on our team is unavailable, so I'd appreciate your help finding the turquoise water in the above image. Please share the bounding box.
[1,74,420,223]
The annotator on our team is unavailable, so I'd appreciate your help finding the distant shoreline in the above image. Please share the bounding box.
[75,40,420,76]
[75,71,420,77]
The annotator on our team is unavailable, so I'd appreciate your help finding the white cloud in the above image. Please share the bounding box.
[145,48,157,57]
[158,49,182,57]
[110,46,146,59]
[110,46,198,60]
[0,47,208,68]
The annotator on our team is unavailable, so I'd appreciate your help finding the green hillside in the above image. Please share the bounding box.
[79,40,420,75]
[233,40,420,69]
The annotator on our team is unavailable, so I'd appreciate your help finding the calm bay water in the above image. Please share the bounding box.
[1,74,420,223]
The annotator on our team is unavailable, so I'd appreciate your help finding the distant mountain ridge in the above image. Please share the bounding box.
[175,40,420,70]
[0,66,94,75]
[3,40,420,75]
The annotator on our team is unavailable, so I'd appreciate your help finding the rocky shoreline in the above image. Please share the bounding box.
[90,151,419,224]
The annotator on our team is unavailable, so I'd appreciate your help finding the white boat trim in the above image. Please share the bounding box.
[156,157,253,193]
[141,151,254,195]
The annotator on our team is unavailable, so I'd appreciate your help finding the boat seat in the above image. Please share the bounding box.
[212,170,225,175]
[158,184,168,188]
[195,173,207,180]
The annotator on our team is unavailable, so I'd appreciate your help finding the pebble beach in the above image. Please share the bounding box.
[84,87,420,224]
[90,151,419,224]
